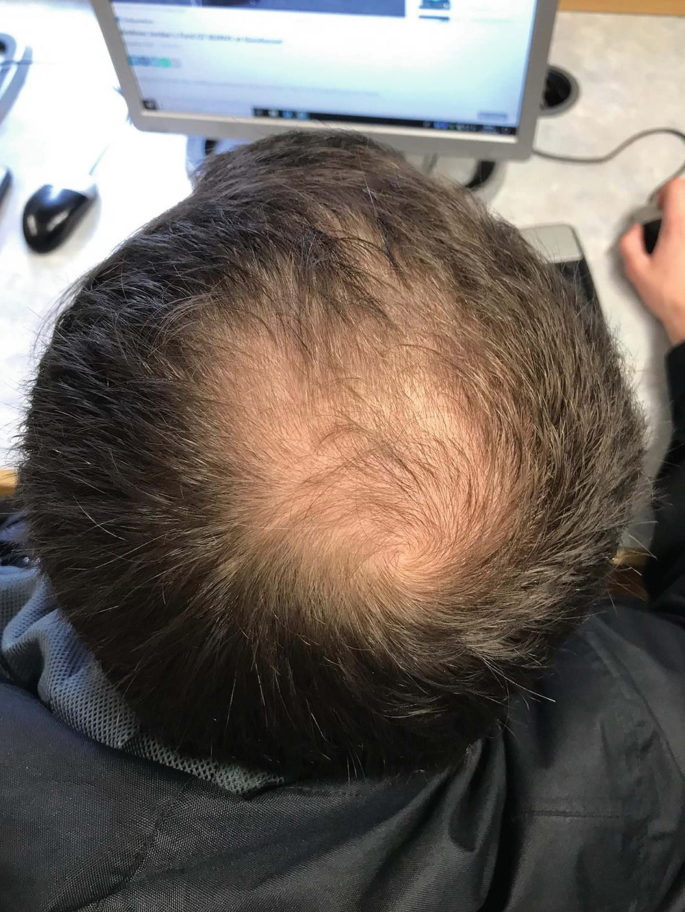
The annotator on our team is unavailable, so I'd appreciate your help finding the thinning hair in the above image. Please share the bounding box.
[21,131,644,775]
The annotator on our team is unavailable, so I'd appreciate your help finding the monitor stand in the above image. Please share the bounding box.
[415,155,504,203]
[185,136,504,202]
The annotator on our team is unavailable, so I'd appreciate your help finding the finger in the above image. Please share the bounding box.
[656,178,685,239]
[619,223,651,284]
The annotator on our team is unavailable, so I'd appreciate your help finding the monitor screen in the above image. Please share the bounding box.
[110,0,539,137]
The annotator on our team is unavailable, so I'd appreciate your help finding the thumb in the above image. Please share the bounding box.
[619,223,651,288]
[657,178,685,244]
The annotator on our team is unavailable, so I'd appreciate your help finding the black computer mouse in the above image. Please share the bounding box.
[642,218,662,256]
[22,180,98,253]
[630,204,663,256]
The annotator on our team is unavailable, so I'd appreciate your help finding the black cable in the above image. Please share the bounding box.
[534,127,685,198]
[88,141,113,177]
[88,113,132,176]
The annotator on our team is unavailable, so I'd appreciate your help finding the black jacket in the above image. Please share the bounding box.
[2,346,685,912]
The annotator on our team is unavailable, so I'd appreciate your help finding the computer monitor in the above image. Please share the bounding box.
[91,0,557,161]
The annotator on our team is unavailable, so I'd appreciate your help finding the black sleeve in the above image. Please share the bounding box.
[641,342,685,611]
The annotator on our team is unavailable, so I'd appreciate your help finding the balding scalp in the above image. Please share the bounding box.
[21,132,644,775]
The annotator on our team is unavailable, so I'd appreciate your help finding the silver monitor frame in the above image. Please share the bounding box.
[91,0,558,161]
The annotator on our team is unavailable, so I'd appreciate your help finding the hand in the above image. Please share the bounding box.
[620,178,685,347]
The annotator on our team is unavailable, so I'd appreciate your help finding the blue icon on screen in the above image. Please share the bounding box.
[128,55,178,68]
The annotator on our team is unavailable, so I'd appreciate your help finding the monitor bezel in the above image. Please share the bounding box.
[91,0,558,161]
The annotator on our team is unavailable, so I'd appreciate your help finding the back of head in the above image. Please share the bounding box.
[21,132,643,776]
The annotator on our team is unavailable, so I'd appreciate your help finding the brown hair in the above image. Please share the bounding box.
[21,131,644,776]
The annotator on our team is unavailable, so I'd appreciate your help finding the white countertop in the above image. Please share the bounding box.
[1,0,684,547]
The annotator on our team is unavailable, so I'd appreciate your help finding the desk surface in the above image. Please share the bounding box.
[1,0,684,547]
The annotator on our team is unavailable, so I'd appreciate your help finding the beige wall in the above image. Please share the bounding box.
[560,0,685,12]
[0,471,17,498]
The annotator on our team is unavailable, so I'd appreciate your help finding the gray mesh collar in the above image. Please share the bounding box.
[0,566,281,796]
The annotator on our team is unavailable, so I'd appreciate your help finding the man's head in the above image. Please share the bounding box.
[21,132,643,775]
